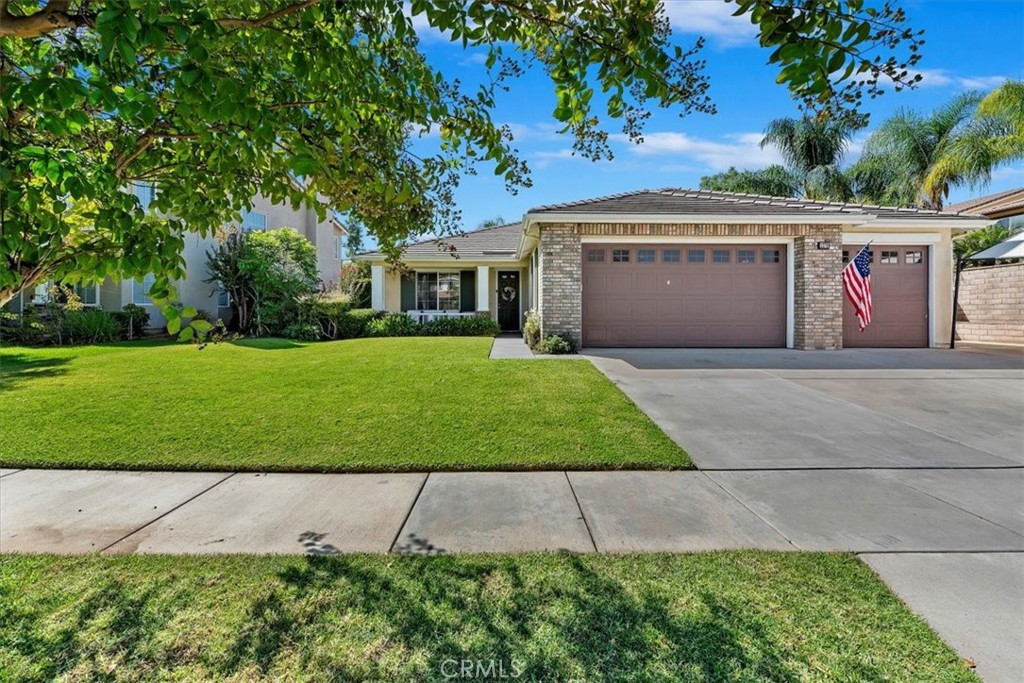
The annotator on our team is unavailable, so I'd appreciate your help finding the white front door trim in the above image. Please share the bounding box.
[476,265,489,312]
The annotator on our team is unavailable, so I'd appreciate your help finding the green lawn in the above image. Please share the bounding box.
[0,337,687,471]
[0,552,975,682]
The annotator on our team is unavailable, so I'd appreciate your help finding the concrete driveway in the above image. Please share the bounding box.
[585,346,1024,469]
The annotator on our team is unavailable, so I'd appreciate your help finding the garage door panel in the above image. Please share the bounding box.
[583,243,787,347]
[843,245,928,348]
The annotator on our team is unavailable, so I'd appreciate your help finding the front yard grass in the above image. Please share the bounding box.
[0,552,975,682]
[0,337,687,471]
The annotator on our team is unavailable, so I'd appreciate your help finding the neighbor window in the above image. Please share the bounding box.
[881,250,899,264]
[905,250,923,264]
[73,283,99,307]
[132,182,155,210]
[762,249,780,263]
[415,271,461,310]
[738,249,756,264]
[842,250,850,264]
[587,249,605,262]
[687,249,705,263]
[662,249,680,263]
[241,209,268,232]
[133,274,156,305]
[217,284,230,307]
[712,249,730,264]
[612,249,630,262]
[334,235,345,261]
[637,249,656,263]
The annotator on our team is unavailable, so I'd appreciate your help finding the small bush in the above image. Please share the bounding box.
[283,322,321,341]
[422,316,501,337]
[112,304,150,339]
[535,334,577,355]
[0,311,49,345]
[366,312,422,337]
[300,290,353,339]
[336,308,380,339]
[523,310,541,349]
[65,309,121,344]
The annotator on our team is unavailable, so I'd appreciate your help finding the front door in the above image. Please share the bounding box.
[497,271,520,332]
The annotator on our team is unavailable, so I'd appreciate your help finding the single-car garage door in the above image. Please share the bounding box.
[582,243,787,347]
[843,245,929,347]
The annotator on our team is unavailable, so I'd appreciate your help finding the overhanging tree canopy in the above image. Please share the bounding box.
[1,0,924,307]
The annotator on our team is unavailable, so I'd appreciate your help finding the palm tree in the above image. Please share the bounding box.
[850,92,983,210]
[759,116,860,201]
[922,80,1024,200]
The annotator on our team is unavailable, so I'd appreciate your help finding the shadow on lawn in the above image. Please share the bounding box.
[229,338,306,351]
[0,354,71,390]
[2,555,901,682]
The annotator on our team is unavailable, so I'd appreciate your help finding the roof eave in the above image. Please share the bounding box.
[523,211,877,228]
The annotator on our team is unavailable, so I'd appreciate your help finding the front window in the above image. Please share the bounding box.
[133,274,156,305]
[241,209,268,232]
[415,272,461,311]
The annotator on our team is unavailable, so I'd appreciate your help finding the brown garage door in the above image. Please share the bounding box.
[582,243,787,347]
[843,245,929,347]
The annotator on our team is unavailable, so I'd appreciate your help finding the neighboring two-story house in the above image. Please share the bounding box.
[9,183,346,328]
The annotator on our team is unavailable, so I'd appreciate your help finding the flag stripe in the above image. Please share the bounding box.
[843,246,873,332]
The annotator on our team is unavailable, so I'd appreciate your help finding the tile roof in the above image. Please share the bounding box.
[528,188,986,220]
[945,187,1024,218]
[360,222,522,260]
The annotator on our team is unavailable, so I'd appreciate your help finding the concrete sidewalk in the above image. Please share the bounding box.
[2,467,1022,681]
[3,467,1022,555]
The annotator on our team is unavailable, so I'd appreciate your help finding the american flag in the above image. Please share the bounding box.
[843,245,873,331]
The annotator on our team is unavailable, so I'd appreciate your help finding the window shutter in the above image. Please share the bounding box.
[400,273,416,311]
[460,270,475,312]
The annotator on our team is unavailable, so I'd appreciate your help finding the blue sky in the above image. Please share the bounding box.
[403,0,1024,232]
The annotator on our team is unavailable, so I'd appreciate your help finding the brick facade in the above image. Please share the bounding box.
[538,223,582,340]
[792,227,844,349]
[537,221,848,349]
[955,262,1024,345]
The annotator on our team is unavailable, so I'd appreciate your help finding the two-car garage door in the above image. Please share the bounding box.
[581,242,930,348]
[582,243,787,347]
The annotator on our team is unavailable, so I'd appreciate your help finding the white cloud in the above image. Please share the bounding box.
[613,131,783,171]
[878,68,1009,91]
[404,2,449,42]
[661,0,758,47]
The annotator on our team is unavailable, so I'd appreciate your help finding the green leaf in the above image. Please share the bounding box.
[181,306,198,318]
[167,317,181,335]
[191,319,214,333]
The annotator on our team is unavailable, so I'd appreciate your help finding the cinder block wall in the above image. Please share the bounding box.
[536,222,847,349]
[955,262,1024,345]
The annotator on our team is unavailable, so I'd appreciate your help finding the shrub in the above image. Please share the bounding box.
[0,311,49,345]
[336,308,380,339]
[299,289,352,339]
[366,312,422,337]
[64,309,121,344]
[283,322,321,341]
[112,303,150,339]
[205,228,320,336]
[422,316,501,337]
[523,310,541,349]
[337,262,371,309]
[535,334,577,355]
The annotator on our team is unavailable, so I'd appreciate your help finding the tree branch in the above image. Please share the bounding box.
[215,0,322,30]
[0,0,90,38]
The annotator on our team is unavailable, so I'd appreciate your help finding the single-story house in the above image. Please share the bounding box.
[360,188,991,349]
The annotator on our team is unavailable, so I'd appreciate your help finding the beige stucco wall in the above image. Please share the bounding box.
[98,196,343,327]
